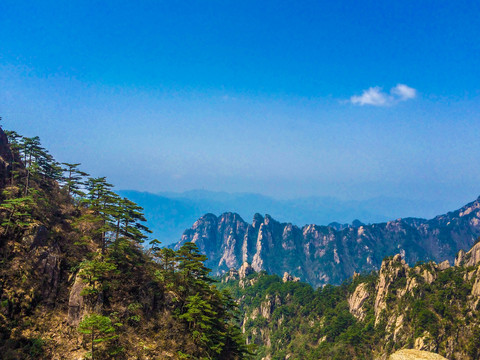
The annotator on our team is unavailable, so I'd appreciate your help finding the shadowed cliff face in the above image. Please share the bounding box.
[0,129,22,188]
[175,197,480,287]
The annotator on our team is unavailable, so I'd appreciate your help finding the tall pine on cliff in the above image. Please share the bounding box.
[0,125,251,359]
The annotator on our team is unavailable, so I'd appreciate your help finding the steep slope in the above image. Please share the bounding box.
[219,241,480,360]
[175,201,480,287]
[0,128,249,359]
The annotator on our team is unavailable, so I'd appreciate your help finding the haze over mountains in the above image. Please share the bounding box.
[119,189,465,245]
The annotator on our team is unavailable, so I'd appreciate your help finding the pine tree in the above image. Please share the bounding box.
[79,256,117,309]
[78,313,118,360]
[61,162,89,198]
[0,186,38,238]
[176,242,212,287]
[111,197,151,249]
[4,130,24,185]
[82,177,119,254]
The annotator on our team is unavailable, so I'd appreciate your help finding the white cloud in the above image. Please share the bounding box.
[350,87,388,106]
[350,84,417,106]
[391,84,417,100]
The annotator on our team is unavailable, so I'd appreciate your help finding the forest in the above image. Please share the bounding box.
[0,126,251,359]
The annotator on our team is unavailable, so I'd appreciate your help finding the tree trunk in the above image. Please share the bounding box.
[91,328,95,360]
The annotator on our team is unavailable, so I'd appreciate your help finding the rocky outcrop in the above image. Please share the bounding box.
[438,260,450,270]
[34,243,62,306]
[222,268,239,283]
[455,241,480,267]
[239,262,254,279]
[374,255,408,322]
[67,273,86,326]
[176,196,480,287]
[260,294,281,320]
[414,332,437,352]
[470,266,480,297]
[388,349,447,360]
[348,283,370,320]
[454,249,466,266]
[282,272,300,283]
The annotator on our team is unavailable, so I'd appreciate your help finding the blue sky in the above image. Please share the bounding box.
[1,1,480,210]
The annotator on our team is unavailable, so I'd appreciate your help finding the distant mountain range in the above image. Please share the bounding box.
[118,189,464,245]
[174,196,480,287]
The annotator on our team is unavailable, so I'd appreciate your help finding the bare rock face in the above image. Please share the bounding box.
[374,254,408,324]
[36,246,62,305]
[471,273,480,297]
[222,268,239,283]
[239,262,254,279]
[455,249,466,266]
[67,274,86,326]
[29,227,63,306]
[260,294,282,320]
[388,349,447,360]
[282,272,300,283]
[251,224,267,272]
[348,283,370,321]
[455,241,480,267]
[470,266,480,297]
[437,260,450,270]
[414,333,437,353]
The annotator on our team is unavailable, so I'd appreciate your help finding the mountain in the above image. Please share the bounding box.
[119,189,463,245]
[0,127,249,359]
[218,241,480,359]
[175,198,480,287]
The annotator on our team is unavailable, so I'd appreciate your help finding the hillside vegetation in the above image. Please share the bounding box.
[219,241,480,360]
[0,127,251,359]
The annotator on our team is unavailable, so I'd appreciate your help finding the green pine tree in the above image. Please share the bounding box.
[78,313,118,360]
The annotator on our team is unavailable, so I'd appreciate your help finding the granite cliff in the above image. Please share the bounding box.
[176,199,480,287]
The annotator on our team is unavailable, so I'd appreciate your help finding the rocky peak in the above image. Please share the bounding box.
[351,219,365,228]
[374,254,409,323]
[252,213,264,229]
[264,214,273,225]
[438,259,450,270]
[239,262,254,279]
[455,241,480,267]
[328,222,347,231]
[193,213,218,228]
[282,272,300,283]
[458,198,480,218]
[218,212,245,228]
[455,249,466,266]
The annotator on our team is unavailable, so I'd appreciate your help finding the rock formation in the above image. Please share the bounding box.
[388,349,447,360]
[348,282,370,321]
[176,197,480,287]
